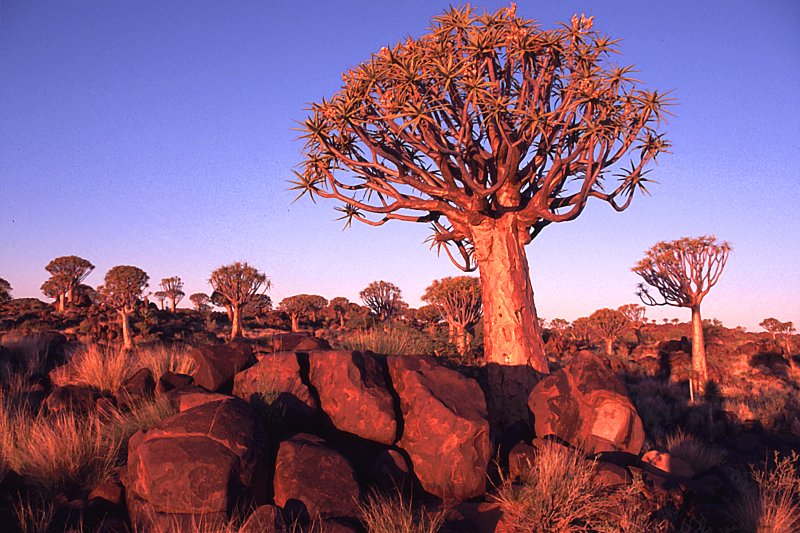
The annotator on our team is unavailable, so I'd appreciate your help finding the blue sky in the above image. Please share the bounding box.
[1,1,798,329]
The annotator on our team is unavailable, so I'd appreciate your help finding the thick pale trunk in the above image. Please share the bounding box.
[231,305,242,339]
[291,314,300,332]
[690,305,708,399]
[471,216,546,371]
[170,299,176,313]
[605,338,614,356]
[471,215,546,438]
[339,314,345,329]
[57,294,65,313]
[67,286,75,304]
[454,324,467,357]
[120,310,133,349]
[447,322,456,344]
[225,305,233,322]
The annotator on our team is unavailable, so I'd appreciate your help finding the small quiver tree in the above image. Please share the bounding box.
[279,294,328,332]
[360,281,407,323]
[209,262,270,339]
[618,303,647,345]
[415,304,442,335]
[422,276,482,357]
[43,255,94,311]
[97,266,149,349]
[210,291,233,321]
[760,318,796,356]
[587,308,630,356]
[328,297,350,329]
[160,276,185,312]
[0,277,12,303]
[190,293,211,312]
[153,291,167,310]
[633,235,731,400]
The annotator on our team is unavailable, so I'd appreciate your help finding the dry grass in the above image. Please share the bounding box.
[663,429,726,473]
[730,452,800,532]
[337,327,432,355]
[359,489,445,533]
[51,343,132,393]
[493,441,654,533]
[135,343,197,379]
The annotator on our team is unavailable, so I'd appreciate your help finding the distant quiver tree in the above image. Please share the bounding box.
[360,281,406,322]
[0,277,12,303]
[633,236,731,399]
[422,276,482,357]
[280,294,329,332]
[209,262,269,339]
[97,266,149,349]
[587,308,629,356]
[190,293,211,312]
[41,255,94,312]
[160,276,185,312]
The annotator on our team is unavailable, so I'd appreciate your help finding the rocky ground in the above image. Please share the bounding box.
[0,298,798,532]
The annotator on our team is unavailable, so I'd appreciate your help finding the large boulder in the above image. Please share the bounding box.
[528,350,645,454]
[124,397,264,529]
[233,351,317,421]
[0,330,68,369]
[189,342,254,392]
[273,433,360,521]
[266,332,330,353]
[387,355,490,500]
[45,385,101,415]
[115,367,155,409]
[308,350,397,444]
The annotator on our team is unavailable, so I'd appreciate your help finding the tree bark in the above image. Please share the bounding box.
[120,310,133,349]
[690,305,708,399]
[470,215,547,371]
[634,327,643,346]
[170,298,176,313]
[67,286,75,305]
[605,337,614,356]
[339,313,345,329]
[57,293,65,313]
[231,305,242,339]
[471,215,547,438]
[454,324,467,357]
[290,313,300,332]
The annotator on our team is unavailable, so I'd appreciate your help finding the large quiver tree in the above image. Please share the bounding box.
[209,262,269,339]
[633,236,731,400]
[294,5,670,432]
[97,266,149,349]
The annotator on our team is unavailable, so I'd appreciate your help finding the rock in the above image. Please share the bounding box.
[308,350,397,444]
[593,462,631,487]
[156,371,194,395]
[190,341,254,392]
[240,504,285,532]
[364,448,413,491]
[266,332,330,353]
[233,351,317,422]
[45,385,101,414]
[508,442,536,480]
[124,397,264,528]
[388,355,490,500]
[89,479,124,506]
[641,450,695,478]
[273,433,360,521]
[115,368,155,409]
[0,330,68,369]
[170,386,229,412]
[528,351,645,455]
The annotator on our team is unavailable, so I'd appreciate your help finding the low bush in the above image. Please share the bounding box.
[359,489,445,533]
[730,452,800,531]
[663,429,725,473]
[336,326,433,355]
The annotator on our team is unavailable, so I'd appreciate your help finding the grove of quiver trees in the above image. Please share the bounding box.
[292,4,670,426]
[634,235,731,400]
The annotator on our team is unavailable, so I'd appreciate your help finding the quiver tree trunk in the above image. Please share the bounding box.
[57,293,66,313]
[231,305,242,339]
[67,286,75,305]
[454,324,467,357]
[170,299,176,313]
[605,338,614,356]
[471,215,547,437]
[290,314,300,333]
[690,305,708,400]
[120,310,133,349]
[634,327,644,346]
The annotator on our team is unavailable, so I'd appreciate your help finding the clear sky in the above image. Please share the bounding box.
[1,1,798,329]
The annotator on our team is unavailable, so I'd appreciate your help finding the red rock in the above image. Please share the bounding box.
[266,332,330,353]
[273,433,360,520]
[190,341,254,392]
[641,450,695,478]
[115,367,155,409]
[89,480,124,506]
[156,371,194,394]
[45,385,101,414]
[308,350,397,444]
[508,442,536,480]
[593,462,631,487]
[124,397,264,528]
[233,351,317,420]
[170,386,229,412]
[387,355,490,500]
[528,351,645,454]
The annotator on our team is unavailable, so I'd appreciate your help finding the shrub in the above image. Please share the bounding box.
[337,327,433,355]
[50,344,133,393]
[663,429,725,473]
[134,343,197,379]
[359,489,445,533]
[730,452,800,532]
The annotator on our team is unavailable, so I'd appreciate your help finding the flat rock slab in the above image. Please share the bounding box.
[387,355,490,500]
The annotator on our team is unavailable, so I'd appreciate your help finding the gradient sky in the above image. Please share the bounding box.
[1,1,798,329]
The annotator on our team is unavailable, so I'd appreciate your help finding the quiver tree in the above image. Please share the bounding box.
[210,291,233,321]
[42,255,95,311]
[190,293,211,312]
[570,317,592,346]
[0,277,12,303]
[244,293,273,318]
[587,308,630,356]
[360,281,406,322]
[422,276,482,357]
[633,236,731,399]
[279,294,329,332]
[153,291,167,310]
[293,5,670,429]
[760,318,796,355]
[97,266,149,349]
[618,303,647,345]
[329,297,351,328]
[416,304,442,335]
[209,262,270,339]
[160,276,185,312]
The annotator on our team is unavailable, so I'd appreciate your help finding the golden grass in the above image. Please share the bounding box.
[135,343,197,379]
[337,327,432,355]
[730,452,800,532]
[359,489,445,533]
[51,343,132,393]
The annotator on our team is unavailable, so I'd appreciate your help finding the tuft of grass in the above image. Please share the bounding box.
[493,441,654,532]
[51,343,133,394]
[13,495,59,533]
[663,429,725,474]
[359,489,445,533]
[730,452,800,532]
[337,327,432,355]
[135,343,197,379]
